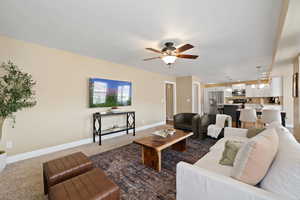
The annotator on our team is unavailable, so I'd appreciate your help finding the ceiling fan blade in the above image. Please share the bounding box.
[145,48,163,54]
[176,44,194,53]
[177,54,199,59]
[143,57,161,61]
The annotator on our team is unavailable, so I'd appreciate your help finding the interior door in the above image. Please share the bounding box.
[193,83,199,113]
[166,83,174,120]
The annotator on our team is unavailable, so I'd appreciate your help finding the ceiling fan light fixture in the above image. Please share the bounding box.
[144,43,198,64]
[162,56,177,65]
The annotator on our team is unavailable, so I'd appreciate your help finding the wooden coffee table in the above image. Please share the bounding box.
[133,130,193,172]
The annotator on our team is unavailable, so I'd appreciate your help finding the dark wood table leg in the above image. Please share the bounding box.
[142,146,161,172]
[172,139,186,152]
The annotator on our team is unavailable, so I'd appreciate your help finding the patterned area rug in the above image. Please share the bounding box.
[90,138,216,200]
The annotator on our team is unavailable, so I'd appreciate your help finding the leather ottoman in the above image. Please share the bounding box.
[48,168,120,200]
[43,152,93,194]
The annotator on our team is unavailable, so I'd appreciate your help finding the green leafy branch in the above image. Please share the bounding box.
[0,61,36,124]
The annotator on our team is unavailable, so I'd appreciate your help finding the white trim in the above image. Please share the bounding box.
[192,81,201,114]
[164,81,177,120]
[7,121,165,164]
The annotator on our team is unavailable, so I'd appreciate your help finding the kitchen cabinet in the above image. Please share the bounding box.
[232,84,246,90]
[245,85,255,97]
[245,77,282,97]
[206,87,225,92]
[257,85,271,97]
[224,88,232,98]
[269,77,282,97]
[246,84,269,97]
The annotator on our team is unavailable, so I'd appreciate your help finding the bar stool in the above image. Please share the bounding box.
[239,109,257,128]
[262,109,282,126]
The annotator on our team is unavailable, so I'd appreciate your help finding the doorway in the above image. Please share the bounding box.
[165,81,176,123]
[193,82,200,113]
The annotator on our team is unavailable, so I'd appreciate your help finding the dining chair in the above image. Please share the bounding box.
[239,108,257,128]
[261,109,282,126]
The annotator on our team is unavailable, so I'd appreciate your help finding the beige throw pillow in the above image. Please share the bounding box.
[247,128,266,138]
[231,128,279,185]
[219,140,243,166]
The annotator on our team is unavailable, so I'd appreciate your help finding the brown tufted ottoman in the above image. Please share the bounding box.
[43,152,93,194]
[48,168,120,200]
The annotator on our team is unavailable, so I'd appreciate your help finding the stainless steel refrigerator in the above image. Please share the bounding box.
[207,91,224,114]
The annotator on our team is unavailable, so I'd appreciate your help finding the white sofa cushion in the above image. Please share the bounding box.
[197,129,249,177]
[194,149,233,177]
[224,127,248,138]
[210,136,249,152]
[177,162,288,200]
[260,124,300,200]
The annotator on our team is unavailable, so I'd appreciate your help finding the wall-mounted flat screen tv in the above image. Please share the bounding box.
[89,78,132,108]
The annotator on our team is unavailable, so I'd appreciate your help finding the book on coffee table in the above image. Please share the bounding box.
[152,129,176,138]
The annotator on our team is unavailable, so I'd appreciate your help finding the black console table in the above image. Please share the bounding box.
[93,111,135,145]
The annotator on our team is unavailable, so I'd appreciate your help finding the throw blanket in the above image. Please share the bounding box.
[207,125,223,138]
[207,114,232,138]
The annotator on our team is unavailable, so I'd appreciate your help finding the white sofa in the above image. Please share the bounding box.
[176,126,296,200]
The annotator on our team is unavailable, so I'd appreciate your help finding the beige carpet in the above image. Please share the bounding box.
[0,125,169,200]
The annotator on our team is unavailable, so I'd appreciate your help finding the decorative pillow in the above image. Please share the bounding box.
[260,124,300,200]
[246,127,265,138]
[219,140,243,166]
[231,128,279,185]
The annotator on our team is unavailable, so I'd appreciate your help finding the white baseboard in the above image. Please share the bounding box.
[7,121,165,164]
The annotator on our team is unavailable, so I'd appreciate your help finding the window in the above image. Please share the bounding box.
[93,81,107,104]
[117,85,130,104]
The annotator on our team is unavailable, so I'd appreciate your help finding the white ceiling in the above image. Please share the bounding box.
[0,0,283,83]
[274,0,300,69]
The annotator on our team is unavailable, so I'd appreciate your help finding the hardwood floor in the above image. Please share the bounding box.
[166,120,173,125]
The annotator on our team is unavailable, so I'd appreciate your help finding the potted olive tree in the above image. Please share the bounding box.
[0,61,36,172]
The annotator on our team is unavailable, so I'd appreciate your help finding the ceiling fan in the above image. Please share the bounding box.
[144,42,199,65]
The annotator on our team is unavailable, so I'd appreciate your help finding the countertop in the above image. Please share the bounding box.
[236,109,286,113]
[219,103,243,106]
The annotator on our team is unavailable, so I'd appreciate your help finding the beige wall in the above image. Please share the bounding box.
[0,35,175,156]
[271,64,294,126]
[176,76,202,114]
